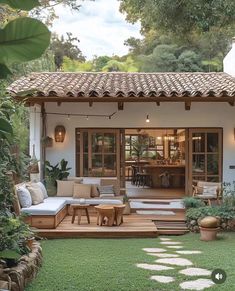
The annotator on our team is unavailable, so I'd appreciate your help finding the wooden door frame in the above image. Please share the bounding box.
[76,128,121,179]
[188,128,223,195]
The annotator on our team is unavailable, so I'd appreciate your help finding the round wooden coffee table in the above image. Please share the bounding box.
[71,204,90,224]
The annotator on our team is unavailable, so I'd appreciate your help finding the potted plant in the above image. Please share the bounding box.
[123,194,131,215]
[45,159,71,196]
[199,216,220,241]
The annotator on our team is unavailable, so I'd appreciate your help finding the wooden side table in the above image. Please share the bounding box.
[71,204,90,224]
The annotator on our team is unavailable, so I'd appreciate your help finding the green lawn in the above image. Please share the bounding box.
[26,233,235,291]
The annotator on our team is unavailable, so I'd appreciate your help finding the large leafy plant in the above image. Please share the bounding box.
[0,0,50,78]
[45,159,72,185]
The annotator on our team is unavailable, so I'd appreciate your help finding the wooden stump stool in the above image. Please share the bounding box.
[95,205,115,226]
[71,204,90,225]
[113,205,126,226]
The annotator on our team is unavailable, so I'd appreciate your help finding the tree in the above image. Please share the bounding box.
[120,0,235,35]
[92,55,112,71]
[62,56,93,72]
[50,33,86,70]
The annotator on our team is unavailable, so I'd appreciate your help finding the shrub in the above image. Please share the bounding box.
[223,181,235,207]
[183,197,205,209]
[186,205,235,222]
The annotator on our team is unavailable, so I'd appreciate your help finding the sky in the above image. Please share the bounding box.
[52,0,142,60]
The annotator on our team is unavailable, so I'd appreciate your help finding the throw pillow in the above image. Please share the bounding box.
[98,185,115,196]
[73,184,91,198]
[91,184,99,198]
[56,180,75,197]
[67,177,83,184]
[37,181,48,199]
[26,183,44,205]
[202,186,217,196]
[17,186,32,208]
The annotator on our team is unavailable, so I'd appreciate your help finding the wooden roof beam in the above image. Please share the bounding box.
[118,102,124,110]
[185,101,191,111]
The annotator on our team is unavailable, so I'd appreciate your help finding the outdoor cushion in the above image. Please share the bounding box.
[100,178,120,196]
[202,185,217,196]
[26,183,44,205]
[21,197,67,215]
[100,194,115,198]
[73,184,91,198]
[90,184,100,198]
[98,185,115,195]
[67,177,83,183]
[17,186,32,208]
[37,181,48,199]
[67,198,122,205]
[57,180,75,197]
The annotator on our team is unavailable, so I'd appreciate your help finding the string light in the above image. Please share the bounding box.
[40,111,116,119]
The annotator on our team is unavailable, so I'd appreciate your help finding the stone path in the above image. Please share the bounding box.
[160,241,182,245]
[156,258,193,266]
[142,248,166,253]
[167,245,184,249]
[150,275,175,283]
[136,263,174,271]
[147,253,179,258]
[136,237,214,290]
[180,279,214,290]
[179,268,212,276]
[176,250,202,255]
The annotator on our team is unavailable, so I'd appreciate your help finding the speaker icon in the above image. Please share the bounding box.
[212,269,226,284]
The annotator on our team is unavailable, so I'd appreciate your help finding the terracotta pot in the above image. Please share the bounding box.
[200,226,219,241]
[123,202,131,215]
[199,216,219,228]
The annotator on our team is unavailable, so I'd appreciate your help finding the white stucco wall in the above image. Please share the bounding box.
[43,102,235,183]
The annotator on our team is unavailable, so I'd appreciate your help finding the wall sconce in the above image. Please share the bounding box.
[55,125,66,142]
[146,114,150,123]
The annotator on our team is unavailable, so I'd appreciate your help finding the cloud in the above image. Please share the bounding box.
[52,0,141,59]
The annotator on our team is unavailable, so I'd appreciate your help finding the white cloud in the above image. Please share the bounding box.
[52,0,141,59]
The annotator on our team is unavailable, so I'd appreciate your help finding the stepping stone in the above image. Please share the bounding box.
[156,258,193,266]
[159,238,172,241]
[160,241,182,245]
[180,279,214,290]
[136,263,174,271]
[142,248,167,253]
[176,250,202,255]
[147,253,179,258]
[179,268,212,277]
[167,246,184,249]
[150,275,175,283]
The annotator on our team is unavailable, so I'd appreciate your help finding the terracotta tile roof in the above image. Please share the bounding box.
[8,72,235,99]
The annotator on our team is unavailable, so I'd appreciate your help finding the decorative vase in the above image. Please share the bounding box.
[123,202,131,215]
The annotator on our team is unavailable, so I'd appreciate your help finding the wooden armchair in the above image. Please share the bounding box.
[192,180,222,206]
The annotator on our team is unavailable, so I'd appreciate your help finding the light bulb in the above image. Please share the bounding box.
[146,114,150,123]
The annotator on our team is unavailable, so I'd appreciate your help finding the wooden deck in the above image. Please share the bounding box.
[37,214,158,238]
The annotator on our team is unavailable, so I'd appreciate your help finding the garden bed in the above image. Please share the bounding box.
[0,241,42,291]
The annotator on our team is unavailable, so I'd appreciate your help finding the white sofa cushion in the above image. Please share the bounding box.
[21,197,67,215]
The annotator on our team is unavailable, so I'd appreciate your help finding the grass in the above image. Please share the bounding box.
[26,233,235,291]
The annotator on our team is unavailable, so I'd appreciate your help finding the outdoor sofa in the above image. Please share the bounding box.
[14,177,124,229]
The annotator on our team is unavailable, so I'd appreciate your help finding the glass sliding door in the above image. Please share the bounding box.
[189,129,222,192]
[76,129,120,177]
